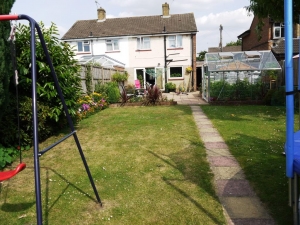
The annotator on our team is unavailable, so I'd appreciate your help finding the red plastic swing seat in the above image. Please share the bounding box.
[0,163,26,182]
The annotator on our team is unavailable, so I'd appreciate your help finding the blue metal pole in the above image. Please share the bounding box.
[284,0,294,178]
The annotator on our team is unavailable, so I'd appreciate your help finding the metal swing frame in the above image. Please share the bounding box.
[0,14,102,225]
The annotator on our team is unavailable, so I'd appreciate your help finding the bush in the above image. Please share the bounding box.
[0,145,18,169]
[95,81,120,104]
[143,85,163,105]
[111,71,128,83]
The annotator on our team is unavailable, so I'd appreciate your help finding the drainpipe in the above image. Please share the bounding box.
[163,26,167,87]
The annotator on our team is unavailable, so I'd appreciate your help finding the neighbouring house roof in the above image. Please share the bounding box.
[208,46,241,53]
[205,50,281,72]
[272,38,300,55]
[61,13,198,40]
[237,29,250,39]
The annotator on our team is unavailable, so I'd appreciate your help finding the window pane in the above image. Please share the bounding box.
[84,45,90,52]
[169,36,176,48]
[137,38,141,49]
[113,40,119,50]
[78,42,83,51]
[274,28,280,38]
[170,67,182,77]
[107,43,112,51]
[177,35,182,47]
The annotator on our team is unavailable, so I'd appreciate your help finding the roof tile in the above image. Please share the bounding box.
[62,13,197,40]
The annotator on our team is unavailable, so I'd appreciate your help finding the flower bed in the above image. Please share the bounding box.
[76,92,108,121]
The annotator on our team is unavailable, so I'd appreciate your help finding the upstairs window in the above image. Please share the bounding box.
[273,23,284,39]
[168,35,182,48]
[106,39,119,51]
[137,37,150,50]
[77,41,90,52]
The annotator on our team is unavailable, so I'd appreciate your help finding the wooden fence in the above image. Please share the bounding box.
[79,65,124,93]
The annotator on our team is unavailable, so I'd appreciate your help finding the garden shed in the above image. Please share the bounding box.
[202,50,282,102]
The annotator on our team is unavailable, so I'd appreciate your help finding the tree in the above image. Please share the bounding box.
[197,50,207,61]
[246,0,300,38]
[0,0,15,121]
[226,40,242,46]
[0,22,82,146]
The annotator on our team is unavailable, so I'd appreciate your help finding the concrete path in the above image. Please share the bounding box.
[163,92,276,225]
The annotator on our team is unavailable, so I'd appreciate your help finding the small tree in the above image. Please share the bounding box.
[0,22,82,146]
[16,22,82,122]
[197,50,207,61]
[226,40,242,46]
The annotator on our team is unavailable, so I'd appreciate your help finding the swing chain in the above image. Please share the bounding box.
[8,20,19,85]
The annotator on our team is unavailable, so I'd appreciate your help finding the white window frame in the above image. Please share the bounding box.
[77,41,90,52]
[106,39,119,51]
[169,66,183,79]
[168,35,183,48]
[273,23,284,39]
[137,37,151,50]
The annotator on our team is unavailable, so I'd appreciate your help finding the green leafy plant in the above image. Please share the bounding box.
[165,82,176,92]
[143,85,163,105]
[15,22,82,123]
[0,145,18,169]
[85,64,93,95]
[111,71,128,83]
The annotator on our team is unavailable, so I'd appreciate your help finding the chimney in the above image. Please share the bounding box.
[97,7,106,22]
[162,2,170,18]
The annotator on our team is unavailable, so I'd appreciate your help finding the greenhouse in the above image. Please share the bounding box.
[202,50,282,102]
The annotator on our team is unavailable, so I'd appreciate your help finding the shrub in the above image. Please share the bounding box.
[76,92,108,121]
[143,85,163,105]
[0,145,18,169]
[111,71,128,83]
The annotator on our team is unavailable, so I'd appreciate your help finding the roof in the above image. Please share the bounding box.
[205,51,281,72]
[62,13,197,40]
[77,55,125,68]
[208,46,241,53]
[272,38,300,55]
[237,29,250,39]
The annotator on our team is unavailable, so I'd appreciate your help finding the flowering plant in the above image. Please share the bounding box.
[76,92,108,121]
[186,66,193,73]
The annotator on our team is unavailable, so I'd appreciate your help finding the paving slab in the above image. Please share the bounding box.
[212,167,245,180]
[215,180,256,197]
[220,197,272,219]
[208,156,239,167]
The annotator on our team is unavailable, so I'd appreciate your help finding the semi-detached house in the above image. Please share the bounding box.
[61,2,198,91]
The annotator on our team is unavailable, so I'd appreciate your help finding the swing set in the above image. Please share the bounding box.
[0,14,102,225]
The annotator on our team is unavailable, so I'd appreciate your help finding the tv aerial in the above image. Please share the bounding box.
[95,1,101,9]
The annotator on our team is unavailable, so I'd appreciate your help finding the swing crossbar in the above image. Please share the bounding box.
[39,131,77,156]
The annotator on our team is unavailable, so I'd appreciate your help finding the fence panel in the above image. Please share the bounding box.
[79,65,124,93]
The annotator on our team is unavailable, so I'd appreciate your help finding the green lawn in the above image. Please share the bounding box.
[0,106,226,225]
[201,105,295,225]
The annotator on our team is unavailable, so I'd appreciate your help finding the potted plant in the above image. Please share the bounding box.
[165,82,176,93]
[186,66,193,74]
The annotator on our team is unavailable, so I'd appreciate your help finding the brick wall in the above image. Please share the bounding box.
[242,17,271,51]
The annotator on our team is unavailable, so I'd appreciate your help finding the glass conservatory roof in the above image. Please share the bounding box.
[205,51,281,72]
[77,55,125,68]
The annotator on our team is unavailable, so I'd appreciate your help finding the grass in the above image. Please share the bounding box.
[0,106,226,225]
[201,105,295,225]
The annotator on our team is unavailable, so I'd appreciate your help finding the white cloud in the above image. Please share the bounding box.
[196,7,253,51]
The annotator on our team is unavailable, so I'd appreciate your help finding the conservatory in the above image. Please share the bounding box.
[202,50,282,102]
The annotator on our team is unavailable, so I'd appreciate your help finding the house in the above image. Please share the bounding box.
[237,16,300,61]
[61,2,198,91]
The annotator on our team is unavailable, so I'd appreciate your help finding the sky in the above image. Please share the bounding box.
[11,0,254,53]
